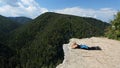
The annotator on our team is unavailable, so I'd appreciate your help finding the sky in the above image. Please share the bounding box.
[0,0,119,22]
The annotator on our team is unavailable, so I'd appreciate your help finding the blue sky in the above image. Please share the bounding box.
[36,0,120,10]
[0,0,119,22]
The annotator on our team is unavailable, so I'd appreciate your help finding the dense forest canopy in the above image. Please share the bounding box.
[0,12,109,68]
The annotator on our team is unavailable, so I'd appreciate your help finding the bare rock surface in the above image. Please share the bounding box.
[56,37,120,68]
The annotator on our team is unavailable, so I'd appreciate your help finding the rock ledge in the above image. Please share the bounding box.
[56,37,120,68]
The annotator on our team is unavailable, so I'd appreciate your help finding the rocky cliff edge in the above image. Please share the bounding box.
[56,37,120,68]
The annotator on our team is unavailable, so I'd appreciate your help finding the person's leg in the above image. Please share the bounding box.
[88,46,102,50]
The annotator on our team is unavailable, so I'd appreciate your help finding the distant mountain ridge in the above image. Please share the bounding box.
[0,15,32,43]
[0,15,20,33]
[6,12,109,68]
[8,17,32,24]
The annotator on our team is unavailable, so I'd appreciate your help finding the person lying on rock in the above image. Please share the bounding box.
[71,42,101,50]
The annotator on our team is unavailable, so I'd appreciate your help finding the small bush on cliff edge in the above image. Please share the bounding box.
[105,11,120,40]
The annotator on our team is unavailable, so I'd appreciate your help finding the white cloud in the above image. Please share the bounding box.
[0,0,19,6]
[0,0,48,18]
[54,7,117,22]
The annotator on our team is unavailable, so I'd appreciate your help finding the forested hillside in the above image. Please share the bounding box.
[0,15,21,44]
[0,12,109,68]
[0,42,15,68]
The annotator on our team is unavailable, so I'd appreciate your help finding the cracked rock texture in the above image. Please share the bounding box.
[56,37,120,68]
